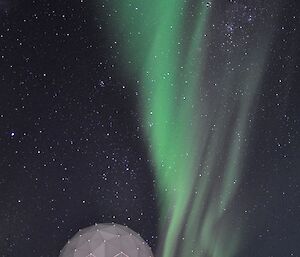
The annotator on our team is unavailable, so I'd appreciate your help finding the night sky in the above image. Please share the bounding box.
[0,1,299,257]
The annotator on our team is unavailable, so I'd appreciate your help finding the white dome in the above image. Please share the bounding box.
[59,223,154,257]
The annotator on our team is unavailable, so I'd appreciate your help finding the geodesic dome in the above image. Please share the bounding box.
[59,223,154,257]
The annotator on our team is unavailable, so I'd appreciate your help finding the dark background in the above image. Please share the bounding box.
[0,1,299,257]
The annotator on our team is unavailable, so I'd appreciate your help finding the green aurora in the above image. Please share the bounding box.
[105,1,275,256]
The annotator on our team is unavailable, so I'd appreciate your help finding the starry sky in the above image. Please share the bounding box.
[0,1,299,257]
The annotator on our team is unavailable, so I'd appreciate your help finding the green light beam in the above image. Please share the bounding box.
[103,1,275,256]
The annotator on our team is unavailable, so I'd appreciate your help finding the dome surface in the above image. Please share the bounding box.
[59,223,154,257]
